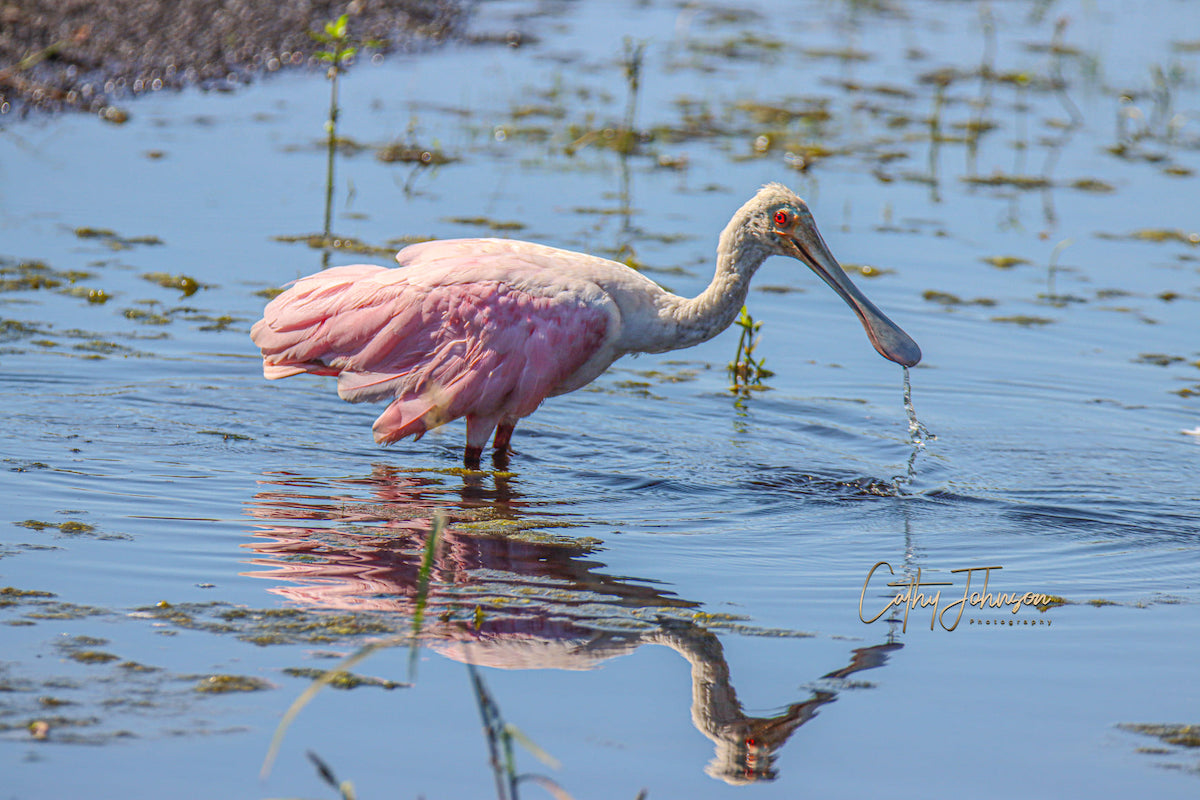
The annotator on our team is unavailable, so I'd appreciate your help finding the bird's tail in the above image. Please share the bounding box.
[250,264,389,381]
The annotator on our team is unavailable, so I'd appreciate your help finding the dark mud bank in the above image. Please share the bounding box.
[0,0,467,117]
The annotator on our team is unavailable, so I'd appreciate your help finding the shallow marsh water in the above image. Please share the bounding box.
[2,0,1199,797]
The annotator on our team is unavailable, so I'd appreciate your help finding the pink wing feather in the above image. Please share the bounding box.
[250,243,612,446]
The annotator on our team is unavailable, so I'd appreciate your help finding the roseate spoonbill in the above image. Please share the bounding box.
[251,183,920,466]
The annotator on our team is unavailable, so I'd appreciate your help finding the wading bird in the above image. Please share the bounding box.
[251,184,920,466]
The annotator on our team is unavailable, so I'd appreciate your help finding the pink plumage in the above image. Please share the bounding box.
[251,239,613,459]
[251,185,921,465]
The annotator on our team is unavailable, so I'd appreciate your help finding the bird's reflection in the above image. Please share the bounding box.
[244,464,901,784]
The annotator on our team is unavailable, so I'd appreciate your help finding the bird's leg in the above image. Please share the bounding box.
[465,415,499,469]
[492,420,518,454]
[463,445,483,469]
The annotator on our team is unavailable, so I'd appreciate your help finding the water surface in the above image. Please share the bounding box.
[2,1,1199,797]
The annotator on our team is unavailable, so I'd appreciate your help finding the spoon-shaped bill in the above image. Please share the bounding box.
[789,226,922,367]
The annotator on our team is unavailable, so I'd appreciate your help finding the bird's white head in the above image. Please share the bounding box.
[731,183,922,367]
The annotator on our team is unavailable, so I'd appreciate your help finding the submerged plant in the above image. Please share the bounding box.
[469,662,569,800]
[728,305,774,391]
[307,750,358,800]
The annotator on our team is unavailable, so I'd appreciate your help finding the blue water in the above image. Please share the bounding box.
[2,0,1199,797]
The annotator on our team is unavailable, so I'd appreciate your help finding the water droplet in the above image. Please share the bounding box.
[903,367,934,447]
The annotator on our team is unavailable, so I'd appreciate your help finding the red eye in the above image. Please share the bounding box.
[773,210,790,227]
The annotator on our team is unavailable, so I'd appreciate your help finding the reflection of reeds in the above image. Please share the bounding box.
[408,511,445,679]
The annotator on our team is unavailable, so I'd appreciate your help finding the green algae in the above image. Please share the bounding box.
[273,233,396,257]
[74,228,164,250]
[282,668,410,690]
[58,286,113,304]
[133,601,400,645]
[140,272,204,296]
[922,290,997,307]
[1119,723,1200,749]
[444,216,527,232]
[0,259,103,297]
[982,256,1031,269]
[13,519,129,541]
[68,650,121,665]
[1,586,56,599]
[1099,228,1200,245]
[841,264,894,278]
[963,172,1052,190]
[1135,353,1186,367]
[194,674,273,693]
[122,307,172,325]
[198,429,253,441]
[16,519,93,534]
[1034,595,1068,611]
[991,315,1056,326]
[376,143,456,165]
[1069,178,1116,193]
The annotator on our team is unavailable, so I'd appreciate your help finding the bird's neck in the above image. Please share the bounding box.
[662,214,770,350]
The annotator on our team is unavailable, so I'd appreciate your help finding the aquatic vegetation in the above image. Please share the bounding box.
[841,263,894,278]
[73,228,163,249]
[569,39,647,157]
[1112,228,1200,246]
[982,256,1031,269]
[728,306,774,391]
[376,142,456,165]
[0,586,55,599]
[140,271,205,296]
[1134,353,1186,367]
[1,258,98,295]
[990,315,1055,326]
[3,1,1200,794]
[1034,596,1068,611]
[13,519,129,541]
[67,650,121,665]
[273,233,396,257]
[963,172,1052,190]
[1119,721,1200,769]
[193,674,272,693]
[282,668,409,690]
[1069,178,1115,193]
[304,752,358,800]
[122,307,172,325]
[198,429,253,441]
[468,661,569,800]
[58,286,113,304]
[444,216,527,232]
[688,30,785,62]
[311,14,381,255]
[922,290,996,307]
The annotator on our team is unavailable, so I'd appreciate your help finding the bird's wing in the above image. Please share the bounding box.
[251,247,616,442]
